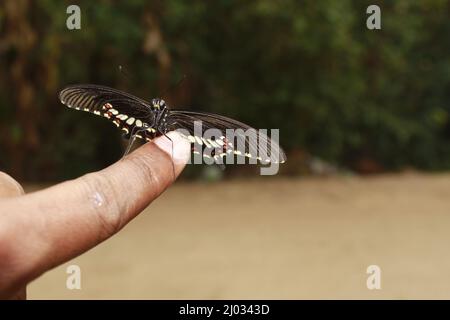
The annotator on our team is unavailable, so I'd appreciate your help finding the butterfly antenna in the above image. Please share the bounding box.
[160,74,187,100]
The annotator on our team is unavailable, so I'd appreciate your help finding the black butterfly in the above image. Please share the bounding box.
[59,84,286,164]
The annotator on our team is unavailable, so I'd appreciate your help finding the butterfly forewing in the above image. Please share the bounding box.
[59,85,158,140]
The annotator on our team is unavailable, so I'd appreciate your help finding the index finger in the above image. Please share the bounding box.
[0,131,190,295]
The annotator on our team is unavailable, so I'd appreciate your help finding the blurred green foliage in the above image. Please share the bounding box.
[0,0,449,181]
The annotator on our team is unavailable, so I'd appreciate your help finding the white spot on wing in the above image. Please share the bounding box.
[209,140,219,148]
[194,136,203,145]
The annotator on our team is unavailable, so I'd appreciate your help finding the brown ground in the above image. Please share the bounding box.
[28,173,450,299]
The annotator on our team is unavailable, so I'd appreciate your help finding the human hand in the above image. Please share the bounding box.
[0,132,190,299]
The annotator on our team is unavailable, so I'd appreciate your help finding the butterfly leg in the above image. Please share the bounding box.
[122,126,142,157]
[123,135,137,157]
[162,133,176,179]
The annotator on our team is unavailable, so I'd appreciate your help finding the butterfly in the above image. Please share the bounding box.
[59,84,286,164]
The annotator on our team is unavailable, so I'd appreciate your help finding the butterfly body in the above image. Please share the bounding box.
[59,84,286,164]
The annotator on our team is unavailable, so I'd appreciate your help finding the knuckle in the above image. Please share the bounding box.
[126,152,164,198]
[79,173,124,239]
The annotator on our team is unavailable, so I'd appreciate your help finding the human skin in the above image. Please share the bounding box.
[0,131,190,299]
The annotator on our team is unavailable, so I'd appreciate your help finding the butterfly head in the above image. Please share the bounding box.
[151,98,166,111]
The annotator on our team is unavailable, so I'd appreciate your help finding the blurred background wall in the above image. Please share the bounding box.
[0,0,449,181]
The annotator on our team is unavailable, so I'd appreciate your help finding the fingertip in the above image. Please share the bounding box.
[153,131,191,166]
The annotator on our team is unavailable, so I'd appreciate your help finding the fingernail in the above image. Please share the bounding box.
[154,131,191,164]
